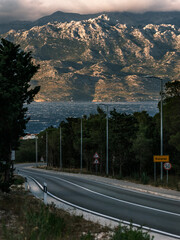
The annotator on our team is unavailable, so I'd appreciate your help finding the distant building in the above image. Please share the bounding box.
[20,134,38,140]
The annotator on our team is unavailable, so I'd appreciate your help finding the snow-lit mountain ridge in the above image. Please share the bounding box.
[1,12,180,102]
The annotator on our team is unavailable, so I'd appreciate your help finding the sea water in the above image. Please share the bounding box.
[26,101,159,133]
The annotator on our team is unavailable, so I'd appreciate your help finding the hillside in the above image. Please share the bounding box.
[1,12,180,102]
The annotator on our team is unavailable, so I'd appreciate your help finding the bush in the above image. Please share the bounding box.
[141,172,149,185]
[112,225,154,240]
[80,231,94,240]
[2,202,66,240]
[23,203,65,240]
[13,175,25,185]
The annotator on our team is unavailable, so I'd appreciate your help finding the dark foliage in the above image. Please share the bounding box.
[0,38,40,191]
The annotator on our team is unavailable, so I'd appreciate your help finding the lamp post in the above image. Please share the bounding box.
[35,135,38,167]
[145,75,164,181]
[80,117,83,172]
[98,104,109,176]
[46,130,48,165]
[60,126,62,169]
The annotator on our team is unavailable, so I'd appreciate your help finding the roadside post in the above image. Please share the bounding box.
[93,159,100,174]
[24,177,28,191]
[164,162,172,184]
[153,155,169,182]
[93,152,100,174]
[43,182,47,205]
[11,150,15,171]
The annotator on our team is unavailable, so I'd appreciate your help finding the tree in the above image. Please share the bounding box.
[132,111,154,176]
[109,110,137,177]
[162,81,180,152]
[0,38,40,191]
[86,107,106,173]
[163,80,180,99]
[161,81,180,173]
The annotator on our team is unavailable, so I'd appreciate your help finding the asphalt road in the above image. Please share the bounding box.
[16,164,180,239]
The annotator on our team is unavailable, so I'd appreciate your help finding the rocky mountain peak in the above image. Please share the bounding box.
[1,11,179,102]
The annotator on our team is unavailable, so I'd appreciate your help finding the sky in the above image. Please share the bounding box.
[0,0,180,23]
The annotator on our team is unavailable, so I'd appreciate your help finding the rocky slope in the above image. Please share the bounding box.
[1,13,180,102]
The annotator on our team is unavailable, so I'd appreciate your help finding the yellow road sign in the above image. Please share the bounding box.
[153,155,169,162]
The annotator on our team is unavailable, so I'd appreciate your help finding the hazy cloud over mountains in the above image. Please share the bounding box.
[0,0,180,23]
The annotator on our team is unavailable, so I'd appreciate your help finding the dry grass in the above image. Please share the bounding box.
[0,176,111,240]
[0,175,155,240]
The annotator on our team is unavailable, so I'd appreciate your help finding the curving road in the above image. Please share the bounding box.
[16,164,180,239]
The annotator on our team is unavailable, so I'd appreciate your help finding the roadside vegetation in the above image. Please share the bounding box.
[16,80,180,189]
[0,175,154,240]
[0,36,177,240]
[0,38,40,192]
[0,38,180,192]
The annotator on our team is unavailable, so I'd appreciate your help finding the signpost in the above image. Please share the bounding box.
[93,152,100,159]
[93,152,100,174]
[153,155,169,182]
[163,162,172,170]
[164,162,172,184]
[153,155,169,162]
[93,159,100,164]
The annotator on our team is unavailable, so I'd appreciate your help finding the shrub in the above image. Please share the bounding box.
[80,231,94,240]
[141,172,149,185]
[112,225,154,240]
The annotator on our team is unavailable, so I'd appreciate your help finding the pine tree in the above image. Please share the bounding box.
[0,38,40,192]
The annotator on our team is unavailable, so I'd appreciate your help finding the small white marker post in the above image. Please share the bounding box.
[24,177,28,191]
[43,182,47,205]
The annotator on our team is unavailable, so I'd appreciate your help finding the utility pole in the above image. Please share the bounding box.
[80,117,83,172]
[46,131,48,165]
[35,136,38,167]
[98,103,109,176]
[106,105,109,176]
[145,75,164,181]
[60,126,62,169]
[160,78,163,181]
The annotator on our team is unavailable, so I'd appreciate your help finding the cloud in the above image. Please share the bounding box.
[0,0,180,23]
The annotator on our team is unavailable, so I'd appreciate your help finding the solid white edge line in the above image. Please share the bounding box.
[19,169,180,216]
[88,178,180,202]
[51,175,180,217]
[22,173,180,239]
[21,165,180,202]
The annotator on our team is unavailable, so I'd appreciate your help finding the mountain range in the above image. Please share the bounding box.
[1,11,180,102]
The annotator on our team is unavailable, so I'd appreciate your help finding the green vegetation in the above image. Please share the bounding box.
[112,225,154,240]
[0,177,154,240]
[15,81,180,187]
[0,38,40,192]
[0,179,108,240]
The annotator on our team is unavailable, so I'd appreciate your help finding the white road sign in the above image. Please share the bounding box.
[163,162,172,170]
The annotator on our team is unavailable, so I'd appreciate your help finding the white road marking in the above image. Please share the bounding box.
[50,175,180,217]
[23,174,180,239]
[19,169,180,217]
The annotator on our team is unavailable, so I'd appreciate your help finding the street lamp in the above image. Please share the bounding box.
[46,130,48,165]
[35,135,38,167]
[80,117,83,172]
[98,104,109,176]
[145,75,164,181]
[60,126,62,169]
